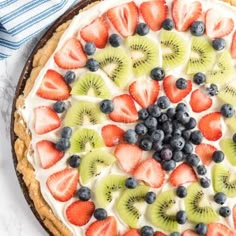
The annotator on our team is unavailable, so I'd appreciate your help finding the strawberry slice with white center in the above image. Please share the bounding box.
[195,143,217,166]
[169,163,197,186]
[36,70,70,101]
[190,89,212,113]
[140,0,168,31]
[172,0,202,31]
[34,106,61,135]
[230,31,236,59]
[109,94,138,123]
[46,168,79,202]
[198,112,223,141]
[206,223,235,236]
[133,158,165,188]
[36,140,64,169]
[205,8,234,38]
[81,17,109,49]
[54,38,87,69]
[163,75,192,103]
[114,143,142,173]
[129,80,160,108]
[107,2,138,37]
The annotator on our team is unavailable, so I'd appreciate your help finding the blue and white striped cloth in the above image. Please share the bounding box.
[0,0,78,60]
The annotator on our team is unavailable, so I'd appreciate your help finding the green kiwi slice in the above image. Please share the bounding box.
[186,37,215,74]
[126,35,161,76]
[185,183,218,223]
[80,150,116,184]
[218,84,236,107]
[70,128,104,153]
[71,73,110,98]
[148,190,178,232]
[95,175,126,207]
[116,185,149,228]
[220,138,236,166]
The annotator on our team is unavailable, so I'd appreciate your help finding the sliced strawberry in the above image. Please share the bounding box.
[34,106,61,135]
[163,75,192,103]
[36,70,70,101]
[182,229,198,236]
[190,89,212,113]
[101,124,125,147]
[81,17,109,48]
[123,229,140,236]
[195,143,217,166]
[169,163,197,187]
[86,216,117,236]
[114,144,142,173]
[107,2,138,37]
[66,200,95,226]
[129,80,160,108]
[154,232,166,236]
[230,31,236,59]
[172,0,202,31]
[109,94,138,123]
[198,112,223,141]
[205,8,234,38]
[54,38,87,69]
[133,158,165,188]
[140,0,168,31]
[233,204,236,229]
[36,140,64,169]
[206,223,235,236]
[46,168,79,202]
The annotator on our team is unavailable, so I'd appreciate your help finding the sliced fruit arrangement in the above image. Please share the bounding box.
[221,138,236,166]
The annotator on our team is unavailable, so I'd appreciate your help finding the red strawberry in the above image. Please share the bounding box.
[205,8,234,38]
[133,158,165,188]
[198,112,222,141]
[101,124,125,147]
[163,75,192,103]
[107,2,138,37]
[182,230,198,236]
[46,168,79,202]
[154,232,166,236]
[36,140,64,169]
[206,223,235,236]
[190,89,212,113]
[66,200,95,226]
[80,17,109,49]
[169,163,197,187]
[86,216,117,236]
[34,106,61,135]
[172,0,202,31]
[36,70,70,101]
[129,80,160,108]
[123,229,140,236]
[195,143,217,166]
[114,144,142,173]
[140,0,168,31]
[233,204,236,229]
[230,31,236,59]
[54,38,87,69]
[109,94,138,123]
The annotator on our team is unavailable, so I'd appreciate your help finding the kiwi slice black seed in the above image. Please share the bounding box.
[218,83,236,107]
[220,139,236,166]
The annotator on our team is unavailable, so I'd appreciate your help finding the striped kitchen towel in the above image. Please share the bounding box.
[0,0,78,60]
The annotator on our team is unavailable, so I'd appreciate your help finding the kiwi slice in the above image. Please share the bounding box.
[70,128,104,153]
[185,183,218,223]
[186,37,215,74]
[95,175,126,207]
[218,84,236,107]
[212,164,236,197]
[116,185,149,228]
[126,35,161,76]
[64,101,105,127]
[94,47,131,88]
[226,117,236,132]
[220,138,236,166]
[80,150,116,184]
[148,190,178,232]
[71,73,110,98]
[207,51,234,85]
[160,30,188,70]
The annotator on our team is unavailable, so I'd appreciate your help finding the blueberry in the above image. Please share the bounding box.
[173,128,182,137]
[176,210,187,224]
[167,107,176,118]
[144,116,158,129]
[173,151,184,162]
[77,187,91,201]
[186,154,200,167]
[214,192,227,205]
[135,123,148,135]
[163,134,172,144]
[153,151,162,162]
[186,117,197,130]
[221,104,235,118]
[182,130,191,141]
[200,177,211,188]
[94,208,107,220]
[193,72,206,85]
[173,120,185,131]
[162,160,176,171]
[109,33,122,47]
[140,226,154,236]
[136,23,149,36]
[176,103,188,112]
[64,71,76,84]
[139,137,153,151]
[190,21,205,36]
[195,223,208,235]
[190,130,203,145]
[55,138,70,151]
[138,109,149,120]
[176,78,187,89]
[84,42,96,55]
[162,18,174,30]
[212,150,225,163]
[150,67,165,81]
[219,206,231,217]
[183,142,193,154]
[207,83,218,96]
[196,165,207,175]
[176,111,190,125]
[151,129,164,142]
[68,155,81,168]
[148,105,161,117]
[53,101,66,113]
[61,126,72,138]
[162,121,173,134]
[161,148,173,160]
[170,136,185,151]
[125,177,138,189]
[157,96,170,109]
[212,38,226,51]
[145,192,156,204]
[153,142,163,152]
[86,58,99,71]
[158,113,169,123]
[99,99,114,114]
[176,186,187,198]
[233,133,236,143]
[124,129,138,144]
[170,232,180,236]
